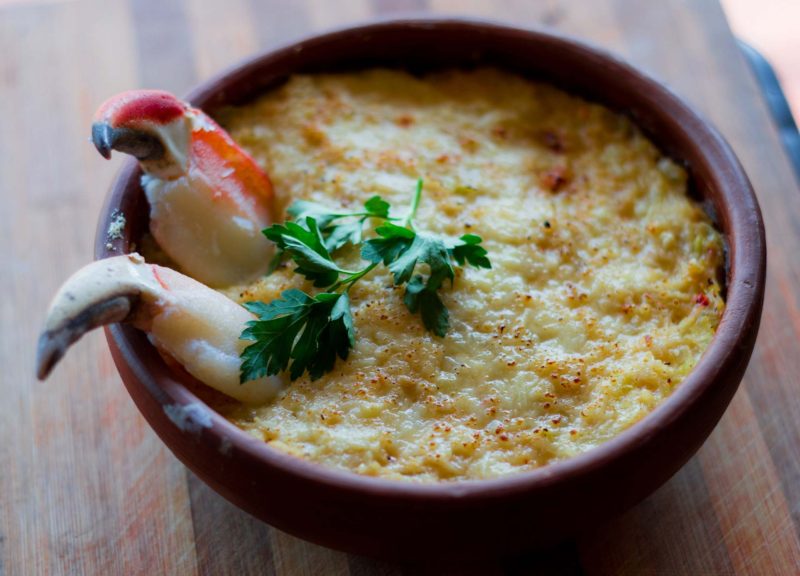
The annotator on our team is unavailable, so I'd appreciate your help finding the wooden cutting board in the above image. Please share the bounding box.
[1,0,798,573]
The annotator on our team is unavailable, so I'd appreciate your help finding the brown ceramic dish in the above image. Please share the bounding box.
[96,18,765,560]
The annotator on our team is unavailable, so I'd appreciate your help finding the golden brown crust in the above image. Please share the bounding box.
[212,69,725,481]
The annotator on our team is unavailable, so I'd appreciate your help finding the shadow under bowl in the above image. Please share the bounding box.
[95,18,766,561]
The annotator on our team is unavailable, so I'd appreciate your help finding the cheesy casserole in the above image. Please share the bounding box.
[209,69,724,481]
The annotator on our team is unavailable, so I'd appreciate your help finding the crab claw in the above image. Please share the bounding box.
[92,90,275,288]
[36,254,282,404]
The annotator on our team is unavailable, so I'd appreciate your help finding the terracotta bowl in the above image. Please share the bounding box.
[96,18,766,561]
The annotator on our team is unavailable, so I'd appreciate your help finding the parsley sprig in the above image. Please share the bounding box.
[240,291,354,381]
[264,195,393,274]
[239,180,491,383]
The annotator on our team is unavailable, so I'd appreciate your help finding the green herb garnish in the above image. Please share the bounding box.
[240,290,354,382]
[239,180,491,383]
[288,194,392,252]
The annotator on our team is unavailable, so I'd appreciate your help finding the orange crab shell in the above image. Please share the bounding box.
[189,115,275,213]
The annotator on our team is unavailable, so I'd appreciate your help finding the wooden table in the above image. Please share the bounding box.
[2,0,798,573]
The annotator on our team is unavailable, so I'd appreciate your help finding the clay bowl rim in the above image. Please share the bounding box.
[97,17,765,501]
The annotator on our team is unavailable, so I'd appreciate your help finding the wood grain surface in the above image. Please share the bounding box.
[2,0,799,574]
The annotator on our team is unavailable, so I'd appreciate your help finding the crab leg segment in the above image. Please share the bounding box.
[92,90,275,288]
[36,254,282,404]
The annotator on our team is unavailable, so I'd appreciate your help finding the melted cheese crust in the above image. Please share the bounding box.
[213,69,724,481]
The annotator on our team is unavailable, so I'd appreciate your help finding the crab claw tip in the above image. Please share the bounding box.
[91,121,166,163]
[92,122,114,159]
[36,295,134,380]
[36,332,59,380]
[36,328,73,380]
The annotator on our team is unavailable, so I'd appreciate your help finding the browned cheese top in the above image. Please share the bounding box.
[207,69,724,481]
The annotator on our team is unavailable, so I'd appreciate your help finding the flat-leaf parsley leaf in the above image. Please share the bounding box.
[239,179,491,383]
[240,290,355,382]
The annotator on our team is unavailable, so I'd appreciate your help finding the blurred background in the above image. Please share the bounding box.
[722,0,798,118]
[0,0,796,118]
[0,0,795,120]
